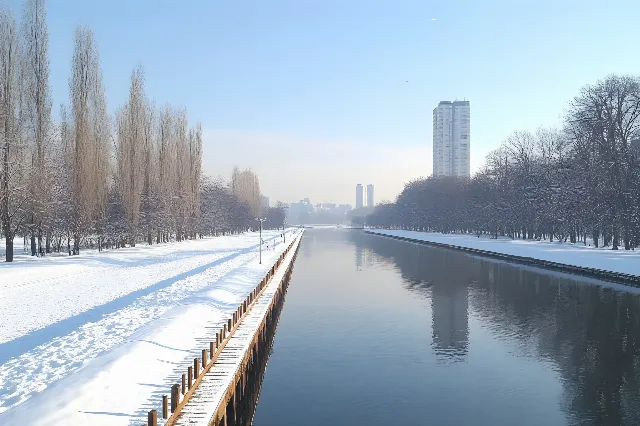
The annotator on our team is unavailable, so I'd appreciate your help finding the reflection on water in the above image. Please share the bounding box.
[432,275,468,362]
[252,229,640,426]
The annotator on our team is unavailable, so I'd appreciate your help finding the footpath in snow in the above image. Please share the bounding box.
[0,229,302,425]
[368,229,640,278]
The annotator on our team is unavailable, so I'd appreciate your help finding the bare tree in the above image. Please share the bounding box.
[22,0,51,256]
[0,5,25,262]
[231,167,261,219]
[187,123,202,237]
[116,66,146,245]
[157,104,176,242]
[140,96,156,245]
[69,26,108,254]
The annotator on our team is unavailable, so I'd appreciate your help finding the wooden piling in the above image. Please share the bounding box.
[148,409,158,426]
[162,395,168,419]
[202,349,208,367]
[188,366,193,390]
[171,384,179,413]
[195,358,200,377]
[209,342,214,358]
[181,374,186,394]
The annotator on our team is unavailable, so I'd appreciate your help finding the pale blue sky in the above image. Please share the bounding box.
[30,0,640,204]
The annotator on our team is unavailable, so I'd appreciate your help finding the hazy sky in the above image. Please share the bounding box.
[37,0,640,205]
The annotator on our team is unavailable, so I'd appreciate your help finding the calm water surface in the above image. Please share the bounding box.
[252,229,640,426]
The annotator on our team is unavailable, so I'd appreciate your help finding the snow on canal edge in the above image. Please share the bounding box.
[368,229,640,277]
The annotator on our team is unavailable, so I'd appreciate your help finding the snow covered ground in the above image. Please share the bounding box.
[0,229,302,425]
[368,229,640,277]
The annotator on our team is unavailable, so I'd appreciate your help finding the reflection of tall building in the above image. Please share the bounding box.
[364,247,374,268]
[431,275,469,361]
[355,245,363,269]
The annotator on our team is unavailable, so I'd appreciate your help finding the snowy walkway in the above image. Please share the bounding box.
[174,235,300,425]
[0,229,302,425]
[367,229,640,278]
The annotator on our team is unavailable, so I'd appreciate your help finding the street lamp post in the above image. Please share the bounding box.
[257,218,265,264]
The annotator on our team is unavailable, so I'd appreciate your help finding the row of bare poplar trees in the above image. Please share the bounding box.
[0,0,209,262]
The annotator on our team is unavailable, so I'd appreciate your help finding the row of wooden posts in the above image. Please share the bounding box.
[214,250,298,426]
[142,235,299,426]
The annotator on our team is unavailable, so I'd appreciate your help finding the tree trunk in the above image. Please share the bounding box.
[624,230,630,250]
[147,231,152,245]
[5,234,13,262]
[30,232,36,256]
[73,234,80,255]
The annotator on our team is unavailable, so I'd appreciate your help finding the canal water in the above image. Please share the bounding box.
[252,229,640,426]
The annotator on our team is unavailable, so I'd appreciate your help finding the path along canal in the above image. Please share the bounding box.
[249,228,640,426]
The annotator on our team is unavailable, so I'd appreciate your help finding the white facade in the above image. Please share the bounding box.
[433,100,470,178]
[355,184,364,209]
[366,184,374,208]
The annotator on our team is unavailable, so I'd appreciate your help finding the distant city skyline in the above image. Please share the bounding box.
[277,183,374,208]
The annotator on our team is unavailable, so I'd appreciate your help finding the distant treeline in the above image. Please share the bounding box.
[367,74,640,250]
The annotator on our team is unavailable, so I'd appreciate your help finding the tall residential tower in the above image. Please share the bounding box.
[366,184,374,208]
[433,100,470,178]
[355,184,364,209]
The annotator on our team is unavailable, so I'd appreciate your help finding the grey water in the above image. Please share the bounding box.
[252,228,640,426]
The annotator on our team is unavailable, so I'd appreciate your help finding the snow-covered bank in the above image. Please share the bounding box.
[175,235,301,425]
[367,229,640,278]
[0,229,302,425]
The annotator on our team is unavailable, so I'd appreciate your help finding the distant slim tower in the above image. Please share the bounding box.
[433,100,470,177]
[355,184,364,209]
[366,184,374,208]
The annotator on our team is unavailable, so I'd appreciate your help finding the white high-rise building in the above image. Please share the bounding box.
[355,184,364,209]
[433,100,470,177]
[366,184,374,208]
